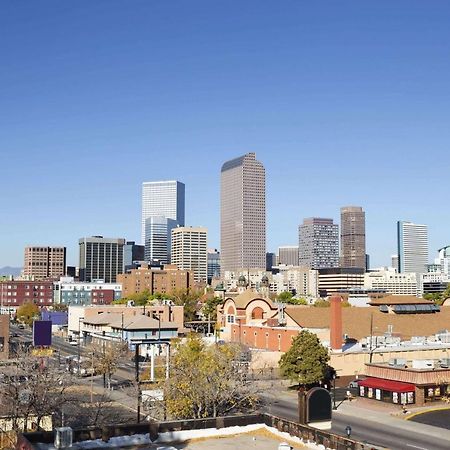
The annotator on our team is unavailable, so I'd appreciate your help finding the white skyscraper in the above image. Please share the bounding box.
[397,221,429,274]
[144,216,177,264]
[141,180,185,244]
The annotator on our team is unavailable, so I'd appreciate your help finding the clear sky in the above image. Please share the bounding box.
[1,1,450,268]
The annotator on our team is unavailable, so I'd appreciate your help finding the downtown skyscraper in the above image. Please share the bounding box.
[340,206,366,270]
[397,221,429,273]
[141,180,185,263]
[298,218,339,269]
[220,153,266,273]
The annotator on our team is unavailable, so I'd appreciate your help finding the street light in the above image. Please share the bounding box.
[345,425,352,438]
[77,316,84,375]
[332,373,337,410]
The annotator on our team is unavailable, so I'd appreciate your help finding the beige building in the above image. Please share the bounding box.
[23,246,66,280]
[340,206,366,270]
[171,227,207,283]
[220,152,266,273]
[117,264,193,298]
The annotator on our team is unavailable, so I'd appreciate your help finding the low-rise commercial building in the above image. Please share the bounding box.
[318,268,364,296]
[364,269,418,295]
[53,277,122,306]
[359,360,450,406]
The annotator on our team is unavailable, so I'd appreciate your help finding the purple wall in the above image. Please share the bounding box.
[41,310,68,326]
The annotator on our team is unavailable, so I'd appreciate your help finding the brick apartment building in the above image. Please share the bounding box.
[0,315,9,359]
[0,280,54,312]
[117,264,193,298]
[23,246,66,280]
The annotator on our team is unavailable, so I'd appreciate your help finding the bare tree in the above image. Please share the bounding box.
[86,341,128,389]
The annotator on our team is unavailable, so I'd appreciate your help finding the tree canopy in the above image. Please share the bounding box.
[424,286,450,305]
[16,303,39,326]
[279,330,330,387]
[155,334,258,419]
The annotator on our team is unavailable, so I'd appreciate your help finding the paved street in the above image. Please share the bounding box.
[261,385,450,450]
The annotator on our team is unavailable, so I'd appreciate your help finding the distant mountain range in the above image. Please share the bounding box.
[0,267,22,277]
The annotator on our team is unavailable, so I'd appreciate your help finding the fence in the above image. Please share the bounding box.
[17,413,382,450]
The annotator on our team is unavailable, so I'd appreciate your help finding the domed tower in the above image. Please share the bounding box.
[260,275,270,296]
[237,275,247,293]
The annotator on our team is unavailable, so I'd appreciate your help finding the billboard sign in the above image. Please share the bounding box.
[33,320,52,347]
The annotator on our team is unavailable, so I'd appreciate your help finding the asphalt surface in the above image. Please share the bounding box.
[409,408,450,430]
[262,387,450,450]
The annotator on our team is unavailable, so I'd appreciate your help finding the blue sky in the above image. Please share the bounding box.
[1,1,450,267]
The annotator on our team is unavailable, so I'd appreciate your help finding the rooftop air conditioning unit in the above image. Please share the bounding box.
[54,427,73,449]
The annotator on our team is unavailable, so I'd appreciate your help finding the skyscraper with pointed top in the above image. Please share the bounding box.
[220,153,266,273]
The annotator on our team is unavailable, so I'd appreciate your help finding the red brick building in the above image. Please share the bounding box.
[0,315,9,359]
[0,280,54,311]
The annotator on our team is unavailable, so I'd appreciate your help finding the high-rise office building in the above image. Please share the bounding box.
[207,249,221,284]
[298,218,339,269]
[278,246,299,266]
[144,216,177,265]
[23,246,66,280]
[141,180,185,244]
[79,236,125,283]
[340,206,366,270]
[123,241,145,273]
[171,227,208,283]
[397,221,429,274]
[266,252,276,271]
[391,255,399,272]
[220,152,266,273]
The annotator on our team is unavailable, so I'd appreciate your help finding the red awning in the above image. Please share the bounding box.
[359,377,415,393]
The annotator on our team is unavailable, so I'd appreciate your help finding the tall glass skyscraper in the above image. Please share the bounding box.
[397,221,429,273]
[144,216,177,264]
[141,180,185,264]
[220,152,266,273]
[141,180,185,244]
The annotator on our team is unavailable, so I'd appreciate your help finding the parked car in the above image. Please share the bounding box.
[18,324,25,330]
[348,377,366,389]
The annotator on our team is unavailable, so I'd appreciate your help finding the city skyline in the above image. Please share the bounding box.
[2,2,450,267]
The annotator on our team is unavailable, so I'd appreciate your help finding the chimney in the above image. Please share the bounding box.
[330,295,343,352]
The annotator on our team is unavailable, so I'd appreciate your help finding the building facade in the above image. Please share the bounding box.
[141,180,185,244]
[78,236,125,283]
[171,227,207,283]
[318,268,365,297]
[23,246,66,280]
[117,264,193,298]
[0,280,54,312]
[397,221,429,274]
[144,217,177,265]
[298,218,339,269]
[277,246,299,266]
[207,249,221,284]
[220,153,266,273]
[0,315,9,360]
[364,269,418,295]
[53,277,122,306]
[123,241,145,273]
[340,206,366,270]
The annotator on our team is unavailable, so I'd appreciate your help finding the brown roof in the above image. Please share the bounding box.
[368,295,434,306]
[225,289,275,310]
[286,306,450,340]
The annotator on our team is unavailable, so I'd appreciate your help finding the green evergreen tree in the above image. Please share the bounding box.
[279,330,330,387]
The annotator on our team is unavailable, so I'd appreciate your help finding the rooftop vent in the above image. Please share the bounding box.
[54,427,73,449]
